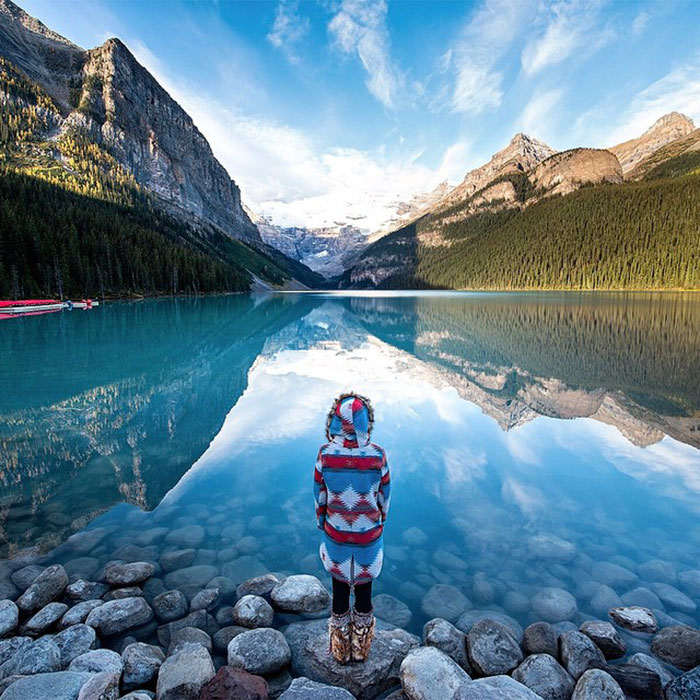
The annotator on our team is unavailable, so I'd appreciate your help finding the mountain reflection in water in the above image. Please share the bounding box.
[0,292,698,571]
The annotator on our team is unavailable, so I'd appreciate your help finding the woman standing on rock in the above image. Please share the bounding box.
[313,392,392,664]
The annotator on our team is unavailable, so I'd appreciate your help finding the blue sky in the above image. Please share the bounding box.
[19,0,700,231]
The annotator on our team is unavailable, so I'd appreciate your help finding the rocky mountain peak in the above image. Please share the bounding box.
[0,0,79,48]
[643,111,695,137]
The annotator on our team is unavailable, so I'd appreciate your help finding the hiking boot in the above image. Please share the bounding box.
[350,606,375,662]
[328,610,351,664]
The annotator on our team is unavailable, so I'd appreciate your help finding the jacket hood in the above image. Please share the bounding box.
[326,392,374,447]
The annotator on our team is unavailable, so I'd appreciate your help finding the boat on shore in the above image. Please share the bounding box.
[0,299,99,318]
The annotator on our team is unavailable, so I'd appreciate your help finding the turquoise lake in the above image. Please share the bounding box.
[1,292,699,642]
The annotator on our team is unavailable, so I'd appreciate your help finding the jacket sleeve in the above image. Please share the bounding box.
[377,449,391,523]
[313,447,327,530]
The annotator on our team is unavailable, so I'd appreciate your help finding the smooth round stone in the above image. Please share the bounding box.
[221,557,268,586]
[16,565,68,615]
[590,562,638,590]
[104,586,143,601]
[10,565,44,591]
[69,648,123,675]
[650,583,697,614]
[233,595,274,629]
[20,601,69,635]
[152,590,188,622]
[528,534,576,562]
[457,611,523,643]
[512,653,575,700]
[402,527,429,546]
[207,576,236,599]
[466,618,523,676]
[164,525,205,548]
[0,600,19,636]
[237,536,261,555]
[122,642,165,691]
[621,587,664,610]
[85,596,154,636]
[532,587,577,623]
[590,585,623,617]
[608,606,658,633]
[236,574,281,599]
[54,624,97,666]
[421,584,471,623]
[227,628,291,675]
[104,562,155,587]
[279,676,355,699]
[159,549,196,573]
[168,626,212,655]
[571,669,625,699]
[0,671,93,700]
[650,625,700,670]
[163,565,219,589]
[522,622,558,657]
[374,594,412,628]
[157,643,215,700]
[399,646,470,699]
[270,575,330,613]
[423,618,470,673]
[468,675,543,700]
[580,621,626,659]
[433,550,468,570]
[638,560,677,584]
[471,573,497,605]
[65,580,109,602]
[190,588,221,613]
[502,591,531,615]
[678,570,700,597]
[559,631,605,681]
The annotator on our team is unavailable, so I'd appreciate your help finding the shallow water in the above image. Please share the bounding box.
[1,292,699,640]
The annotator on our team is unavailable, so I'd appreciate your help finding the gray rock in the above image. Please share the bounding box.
[163,565,218,589]
[455,683,510,699]
[233,595,274,629]
[466,618,523,676]
[503,591,531,615]
[86,597,154,636]
[0,671,92,700]
[164,525,205,549]
[156,610,216,648]
[236,573,281,599]
[422,618,470,673]
[65,580,109,602]
[156,643,215,700]
[620,587,663,610]
[523,622,558,657]
[421,584,470,623]
[0,600,19,636]
[270,575,330,613]
[279,676,355,699]
[77,671,120,700]
[104,562,156,587]
[16,565,68,615]
[433,550,468,571]
[627,652,674,687]
[457,611,523,643]
[608,606,657,633]
[228,627,291,675]
[372,594,412,629]
[559,631,605,681]
[213,625,246,654]
[528,534,576,562]
[650,625,700,670]
[399,646,470,699]
[122,642,164,691]
[168,626,212,655]
[55,624,97,666]
[579,621,626,659]
[10,565,44,591]
[590,562,638,589]
[0,637,31,666]
[20,601,69,636]
[190,588,220,612]
[650,583,697,614]
[588,661,664,699]
[589,585,623,618]
[469,675,544,700]
[12,636,61,676]
[638,560,677,584]
[665,666,700,700]
[104,586,144,602]
[402,527,429,546]
[532,588,577,623]
[512,653,574,700]
[571,669,624,699]
[58,600,104,630]
[678,569,700,597]
[69,648,123,675]
[152,590,188,622]
[159,549,196,573]
[221,556,268,586]
[281,618,419,700]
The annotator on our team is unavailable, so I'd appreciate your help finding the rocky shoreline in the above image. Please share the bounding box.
[0,548,698,700]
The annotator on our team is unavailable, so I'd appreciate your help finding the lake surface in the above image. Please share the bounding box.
[1,292,699,640]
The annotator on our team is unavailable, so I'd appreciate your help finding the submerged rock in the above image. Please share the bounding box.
[466,618,523,676]
[374,594,412,629]
[650,583,697,614]
[399,646,470,699]
[532,588,577,623]
[421,585,470,623]
[281,618,418,700]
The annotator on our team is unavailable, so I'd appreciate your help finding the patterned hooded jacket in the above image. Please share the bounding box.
[314,393,391,585]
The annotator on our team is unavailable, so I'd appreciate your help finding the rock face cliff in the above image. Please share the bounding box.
[530,148,623,196]
[0,0,260,245]
[610,112,695,175]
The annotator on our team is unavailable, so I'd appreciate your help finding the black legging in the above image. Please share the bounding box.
[332,577,372,614]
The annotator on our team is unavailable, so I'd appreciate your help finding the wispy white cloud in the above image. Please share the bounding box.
[517,88,563,141]
[521,0,611,76]
[267,0,310,64]
[631,10,649,36]
[450,0,535,114]
[327,0,403,109]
